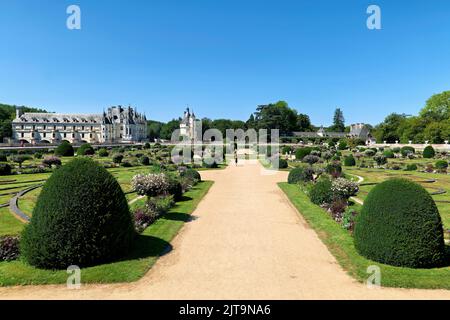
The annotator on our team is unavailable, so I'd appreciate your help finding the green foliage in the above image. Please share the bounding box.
[405,164,418,171]
[11,154,31,167]
[309,177,333,205]
[295,147,312,160]
[20,158,135,269]
[343,154,356,166]
[77,143,95,156]
[354,178,446,268]
[181,168,201,182]
[98,148,109,157]
[0,163,12,175]
[325,161,342,177]
[166,174,183,201]
[383,149,395,158]
[112,154,124,164]
[400,146,415,157]
[423,145,435,159]
[287,166,314,184]
[140,156,150,166]
[435,160,448,170]
[338,140,347,150]
[277,158,288,169]
[0,153,7,162]
[54,141,74,157]
[420,90,450,121]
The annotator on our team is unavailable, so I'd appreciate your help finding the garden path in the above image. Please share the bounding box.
[2,160,450,299]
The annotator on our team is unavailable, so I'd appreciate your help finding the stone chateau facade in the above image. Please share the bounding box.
[12,105,147,145]
[179,108,198,142]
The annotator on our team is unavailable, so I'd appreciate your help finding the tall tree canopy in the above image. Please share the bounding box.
[330,108,345,132]
[420,90,450,121]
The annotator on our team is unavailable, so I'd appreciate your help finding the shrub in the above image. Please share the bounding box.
[144,142,151,149]
[277,158,288,169]
[54,141,74,157]
[0,236,20,261]
[435,160,448,171]
[0,163,12,176]
[121,161,133,167]
[338,140,348,150]
[405,163,418,171]
[392,147,401,153]
[423,145,436,159]
[131,173,169,197]
[354,178,446,268]
[42,156,62,167]
[202,157,219,168]
[400,146,415,158]
[302,154,320,165]
[322,151,333,161]
[342,208,358,232]
[343,155,356,166]
[0,153,7,162]
[383,149,395,158]
[20,158,134,269]
[77,143,95,156]
[287,167,314,184]
[329,198,348,221]
[134,208,157,234]
[331,178,359,200]
[166,174,183,201]
[295,147,312,160]
[146,195,175,216]
[140,156,150,166]
[373,154,387,166]
[309,177,333,205]
[112,154,124,164]
[98,148,109,157]
[181,168,201,182]
[325,161,342,178]
[11,155,31,168]
[282,146,292,155]
[34,152,43,159]
[364,149,376,157]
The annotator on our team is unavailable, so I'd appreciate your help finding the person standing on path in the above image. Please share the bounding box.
[234,150,238,166]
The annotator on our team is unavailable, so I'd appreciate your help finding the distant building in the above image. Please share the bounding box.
[12,105,147,145]
[293,123,375,145]
[179,108,198,142]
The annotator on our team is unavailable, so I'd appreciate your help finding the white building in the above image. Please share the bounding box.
[179,108,198,142]
[12,105,147,145]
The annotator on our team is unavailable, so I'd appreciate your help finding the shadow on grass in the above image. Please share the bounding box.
[164,211,197,222]
[179,195,193,202]
[123,234,173,261]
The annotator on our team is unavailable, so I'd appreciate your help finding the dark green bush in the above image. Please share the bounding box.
[338,140,348,150]
[295,147,312,160]
[282,146,293,155]
[121,161,133,167]
[166,174,183,201]
[383,149,395,158]
[354,178,446,268]
[54,141,74,157]
[0,164,12,176]
[287,167,314,184]
[423,146,436,159]
[400,146,415,157]
[77,143,95,156]
[140,156,150,166]
[98,148,109,157]
[343,155,356,166]
[325,161,342,177]
[181,168,201,182]
[435,160,448,170]
[309,177,333,205]
[405,163,418,171]
[20,158,135,269]
[112,154,124,164]
[0,153,7,162]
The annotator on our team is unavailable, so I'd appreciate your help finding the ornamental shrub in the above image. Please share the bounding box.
[0,153,7,162]
[282,146,293,155]
[42,156,62,167]
[287,167,314,184]
[343,155,356,166]
[132,173,169,197]
[295,147,312,160]
[325,161,342,178]
[181,168,201,182]
[373,154,387,166]
[166,174,183,201]
[20,158,134,269]
[309,177,333,206]
[77,143,95,156]
[354,178,446,268]
[98,148,109,157]
[140,156,150,166]
[405,163,418,171]
[54,141,74,157]
[276,158,288,169]
[302,155,320,165]
[331,178,359,200]
[112,154,124,164]
[0,236,20,261]
[364,149,376,157]
[383,149,395,158]
[338,140,348,150]
[400,146,415,158]
[423,145,436,159]
[435,160,448,171]
[0,163,12,176]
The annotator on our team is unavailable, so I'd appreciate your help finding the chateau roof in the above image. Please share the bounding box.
[13,113,103,124]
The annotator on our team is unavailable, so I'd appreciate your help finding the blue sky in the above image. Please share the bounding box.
[1,0,449,126]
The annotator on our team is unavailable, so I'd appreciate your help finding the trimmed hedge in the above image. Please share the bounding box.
[98,148,109,157]
[309,177,333,205]
[400,146,415,157]
[77,143,95,156]
[354,178,446,268]
[423,146,435,159]
[20,158,135,269]
[295,147,312,160]
[181,168,201,182]
[383,149,395,158]
[54,141,74,157]
[287,167,314,184]
[343,154,356,166]
[435,160,448,170]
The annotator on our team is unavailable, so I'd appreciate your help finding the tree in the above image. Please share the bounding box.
[420,90,450,121]
[331,108,345,132]
[147,120,164,141]
[297,113,312,131]
[246,114,256,128]
[160,119,181,140]
[372,113,408,143]
[252,101,298,135]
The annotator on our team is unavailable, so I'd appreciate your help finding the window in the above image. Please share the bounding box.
[64,133,66,138]
[43,125,46,130]
[43,133,46,138]
[90,133,92,138]
[21,133,24,138]
[21,125,24,130]
[52,133,55,138]
[82,133,85,138]
[82,126,84,131]
[64,126,66,130]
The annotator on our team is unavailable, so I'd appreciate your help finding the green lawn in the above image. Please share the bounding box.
[0,180,213,286]
[0,207,24,236]
[279,182,450,289]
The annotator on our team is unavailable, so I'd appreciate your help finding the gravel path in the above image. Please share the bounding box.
[1,160,450,299]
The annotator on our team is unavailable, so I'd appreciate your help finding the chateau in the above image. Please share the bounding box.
[12,105,147,145]
[293,123,376,145]
[179,108,198,142]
